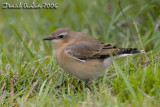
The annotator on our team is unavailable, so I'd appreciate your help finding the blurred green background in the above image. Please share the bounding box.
[0,0,160,106]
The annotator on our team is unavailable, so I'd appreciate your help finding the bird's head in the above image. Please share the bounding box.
[43,28,74,49]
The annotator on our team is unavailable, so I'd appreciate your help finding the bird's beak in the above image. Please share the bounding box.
[43,37,54,40]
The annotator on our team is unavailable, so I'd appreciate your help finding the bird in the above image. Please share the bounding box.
[43,28,144,86]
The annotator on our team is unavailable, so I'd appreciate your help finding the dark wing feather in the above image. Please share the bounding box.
[65,42,119,60]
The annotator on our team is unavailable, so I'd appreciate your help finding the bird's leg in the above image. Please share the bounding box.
[74,80,82,91]
[73,80,83,93]
[74,79,89,93]
[84,79,89,88]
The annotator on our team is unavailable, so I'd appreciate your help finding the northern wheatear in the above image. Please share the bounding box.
[43,28,144,85]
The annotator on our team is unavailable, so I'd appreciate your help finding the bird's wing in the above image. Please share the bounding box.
[65,42,119,61]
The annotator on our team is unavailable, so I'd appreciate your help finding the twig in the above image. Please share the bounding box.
[118,0,138,47]
[118,0,130,26]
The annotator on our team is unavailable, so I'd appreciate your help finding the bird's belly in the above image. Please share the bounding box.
[65,61,106,81]
[59,57,107,81]
[54,49,111,81]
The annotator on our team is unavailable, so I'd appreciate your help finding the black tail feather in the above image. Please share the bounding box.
[117,48,142,55]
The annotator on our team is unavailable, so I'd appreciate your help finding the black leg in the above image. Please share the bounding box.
[84,79,89,88]
[78,80,82,84]
[74,80,83,93]
[75,80,82,90]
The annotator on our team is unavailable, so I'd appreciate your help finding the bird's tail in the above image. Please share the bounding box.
[116,48,145,58]
[103,48,144,67]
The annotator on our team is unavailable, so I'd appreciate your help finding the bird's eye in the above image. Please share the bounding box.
[59,35,64,39]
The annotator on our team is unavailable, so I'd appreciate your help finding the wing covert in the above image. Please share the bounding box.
[65,42,119,61]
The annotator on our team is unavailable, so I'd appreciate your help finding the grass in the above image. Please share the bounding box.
[0,0,160,106]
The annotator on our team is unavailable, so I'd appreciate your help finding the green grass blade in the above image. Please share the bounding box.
[112,56,138,101]
[10,25,34,57]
